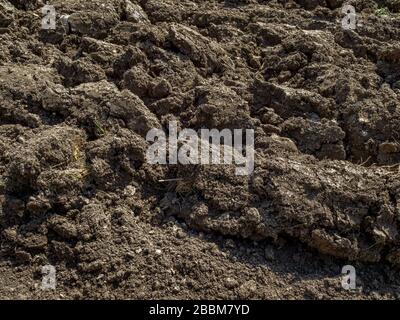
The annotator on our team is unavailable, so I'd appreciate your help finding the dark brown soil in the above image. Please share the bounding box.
[1,0,400,299]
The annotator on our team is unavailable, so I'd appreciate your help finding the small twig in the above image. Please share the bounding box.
[366,241,381,250]
[51,161,68,169]
[359,156,371,166]
[379,163,400,169]
[158,178,185,182]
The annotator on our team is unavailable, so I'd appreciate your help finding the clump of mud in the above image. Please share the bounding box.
[1,0,400,299]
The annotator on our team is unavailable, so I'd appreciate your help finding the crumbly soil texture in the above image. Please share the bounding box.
[1,0,400,299]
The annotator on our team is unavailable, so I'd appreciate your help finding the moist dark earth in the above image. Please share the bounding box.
[1,0,400,300]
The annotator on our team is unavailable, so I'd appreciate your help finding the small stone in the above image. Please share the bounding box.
[176,230,186,239]
[125,2,149,23]
[152,280,162,290]
[372,228,387,242]
[245,207,262,223]
[224,277,239,289]
[151,79,172,99]
[237,280,257,299]
[379,142,399,154]
[125,252,135,260]
[15,250,32,263]
[172,285,180,293]
[123,185,136,197]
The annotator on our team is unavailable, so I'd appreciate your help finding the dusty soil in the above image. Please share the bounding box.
[1,0,400,300]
